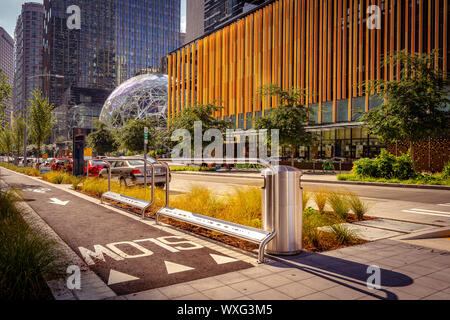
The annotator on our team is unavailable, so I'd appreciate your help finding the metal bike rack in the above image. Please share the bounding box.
[100,157,155,218]
[154,158,283,263]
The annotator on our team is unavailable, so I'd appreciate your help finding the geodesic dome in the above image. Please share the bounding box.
[99,73,168,128]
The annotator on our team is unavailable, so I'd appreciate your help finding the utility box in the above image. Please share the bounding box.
[262,166,303,255]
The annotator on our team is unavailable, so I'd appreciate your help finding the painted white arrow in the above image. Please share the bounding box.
[107,269,139,285]
[209,254,238,265]
[49,198,69,206]
[164,261,195,274]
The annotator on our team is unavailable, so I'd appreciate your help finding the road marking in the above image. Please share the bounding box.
[164,261,195,274]
[49,198,69,206]
[25,187,51,193]
[402,210,450,218]
[438,203,450,207]
[210,253,238,265]
[107,269,139,285]
[409,208,450,214]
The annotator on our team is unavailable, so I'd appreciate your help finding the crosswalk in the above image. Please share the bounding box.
[402,204,450,218]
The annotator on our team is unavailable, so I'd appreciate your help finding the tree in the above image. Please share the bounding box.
[28,90,55,165]
[254,85,313,167]
[87,121,119,156]
[168,103,231,153]
[12,115,26,162]
[119,118,167,154]
[363,50,450,159]
[0,68,12,126]
[0,127,14,160]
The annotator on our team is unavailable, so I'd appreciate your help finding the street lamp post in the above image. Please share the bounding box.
[24,74,64,167]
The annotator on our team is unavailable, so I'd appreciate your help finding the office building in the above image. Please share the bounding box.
[12,2,45,118]
[185,0,205,44]
[43,0,181,138]
[204,0,267,33]
[0,27,14,124]
[166,0,449,171]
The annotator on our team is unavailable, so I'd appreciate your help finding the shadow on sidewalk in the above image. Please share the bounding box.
[267,251,414,300]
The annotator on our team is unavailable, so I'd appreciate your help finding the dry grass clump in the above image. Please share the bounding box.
[347,193,371,220]
[170,186,262,228]
[313,188,329,213]
[41,171,73,184]
[328,191,351,220]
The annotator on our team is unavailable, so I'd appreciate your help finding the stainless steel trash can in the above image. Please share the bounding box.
[262,166,303,255]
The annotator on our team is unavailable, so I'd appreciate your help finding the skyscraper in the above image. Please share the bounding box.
[204,0,267,33]
[0,27,14,124]
[12,2,45,117]
[43,0,181,137]
[116,0,181,84]
[185,0,204,44]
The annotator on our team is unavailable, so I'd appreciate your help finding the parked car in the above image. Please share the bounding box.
[84,159,108,177]
[51,158,72,172]
[98,157,170,187]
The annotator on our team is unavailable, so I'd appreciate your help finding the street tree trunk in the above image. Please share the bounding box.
[291,146,295,168]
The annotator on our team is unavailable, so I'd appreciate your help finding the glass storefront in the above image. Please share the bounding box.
[285,126,385,162]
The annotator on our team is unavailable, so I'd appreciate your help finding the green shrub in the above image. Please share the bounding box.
[442,162,450,179]
[392,152,416,180]
[328,192,350,220]
[375,149,396,178]
[353,158,378,177]
[0,188,59,300]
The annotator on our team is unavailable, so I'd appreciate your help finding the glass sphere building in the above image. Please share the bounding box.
[99,73,168,128]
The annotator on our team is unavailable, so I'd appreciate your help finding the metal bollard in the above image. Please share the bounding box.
[262,166,303,255]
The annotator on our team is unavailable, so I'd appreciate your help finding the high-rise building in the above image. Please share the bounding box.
[12,2,45,118]
[167,0,450,172]
[43,0,181,138]
[204,0,267,33]
[185,0,204,44]
[0,27,14,125]
[116,0,181,84]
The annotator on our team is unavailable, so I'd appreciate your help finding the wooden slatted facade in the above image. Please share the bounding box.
[166,0,449,129]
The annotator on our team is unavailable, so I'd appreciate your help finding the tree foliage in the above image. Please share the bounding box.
[0,69,12,126]
[119,118,167,154]
[86,121,118,156]
[363,50,450,144]
[12,115,26,159]
[169,103,231,138]
[28,90,55,162]
[254,85,313,166]
[0,127,13,157]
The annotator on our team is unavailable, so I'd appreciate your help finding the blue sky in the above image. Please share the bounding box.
[0,0,186,38]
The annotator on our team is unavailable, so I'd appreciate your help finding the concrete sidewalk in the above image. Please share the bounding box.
[119,239,450,300]
[2,167,449,300]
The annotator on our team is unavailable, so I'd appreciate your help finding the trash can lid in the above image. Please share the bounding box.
[261,165,303,176]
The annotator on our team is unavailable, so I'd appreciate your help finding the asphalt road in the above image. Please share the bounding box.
[0,169,253,296]
[171,172,449,204]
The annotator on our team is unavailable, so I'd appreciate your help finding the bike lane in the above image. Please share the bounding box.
[1,169,253,296]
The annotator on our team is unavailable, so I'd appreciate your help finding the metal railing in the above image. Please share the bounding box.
[101,157,156,218]
[156,158,276,208]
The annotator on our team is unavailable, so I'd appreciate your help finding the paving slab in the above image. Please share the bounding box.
[320,223,403,241]
[353,218,433,233]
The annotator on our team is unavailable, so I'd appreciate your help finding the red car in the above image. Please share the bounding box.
[51,158,73,172]
[84,159,108,177]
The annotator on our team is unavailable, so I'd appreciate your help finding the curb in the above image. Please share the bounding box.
[171,171,450,190]
[302,179,450,191]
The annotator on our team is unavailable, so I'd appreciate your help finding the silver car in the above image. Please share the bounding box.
[99,157,170,187]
